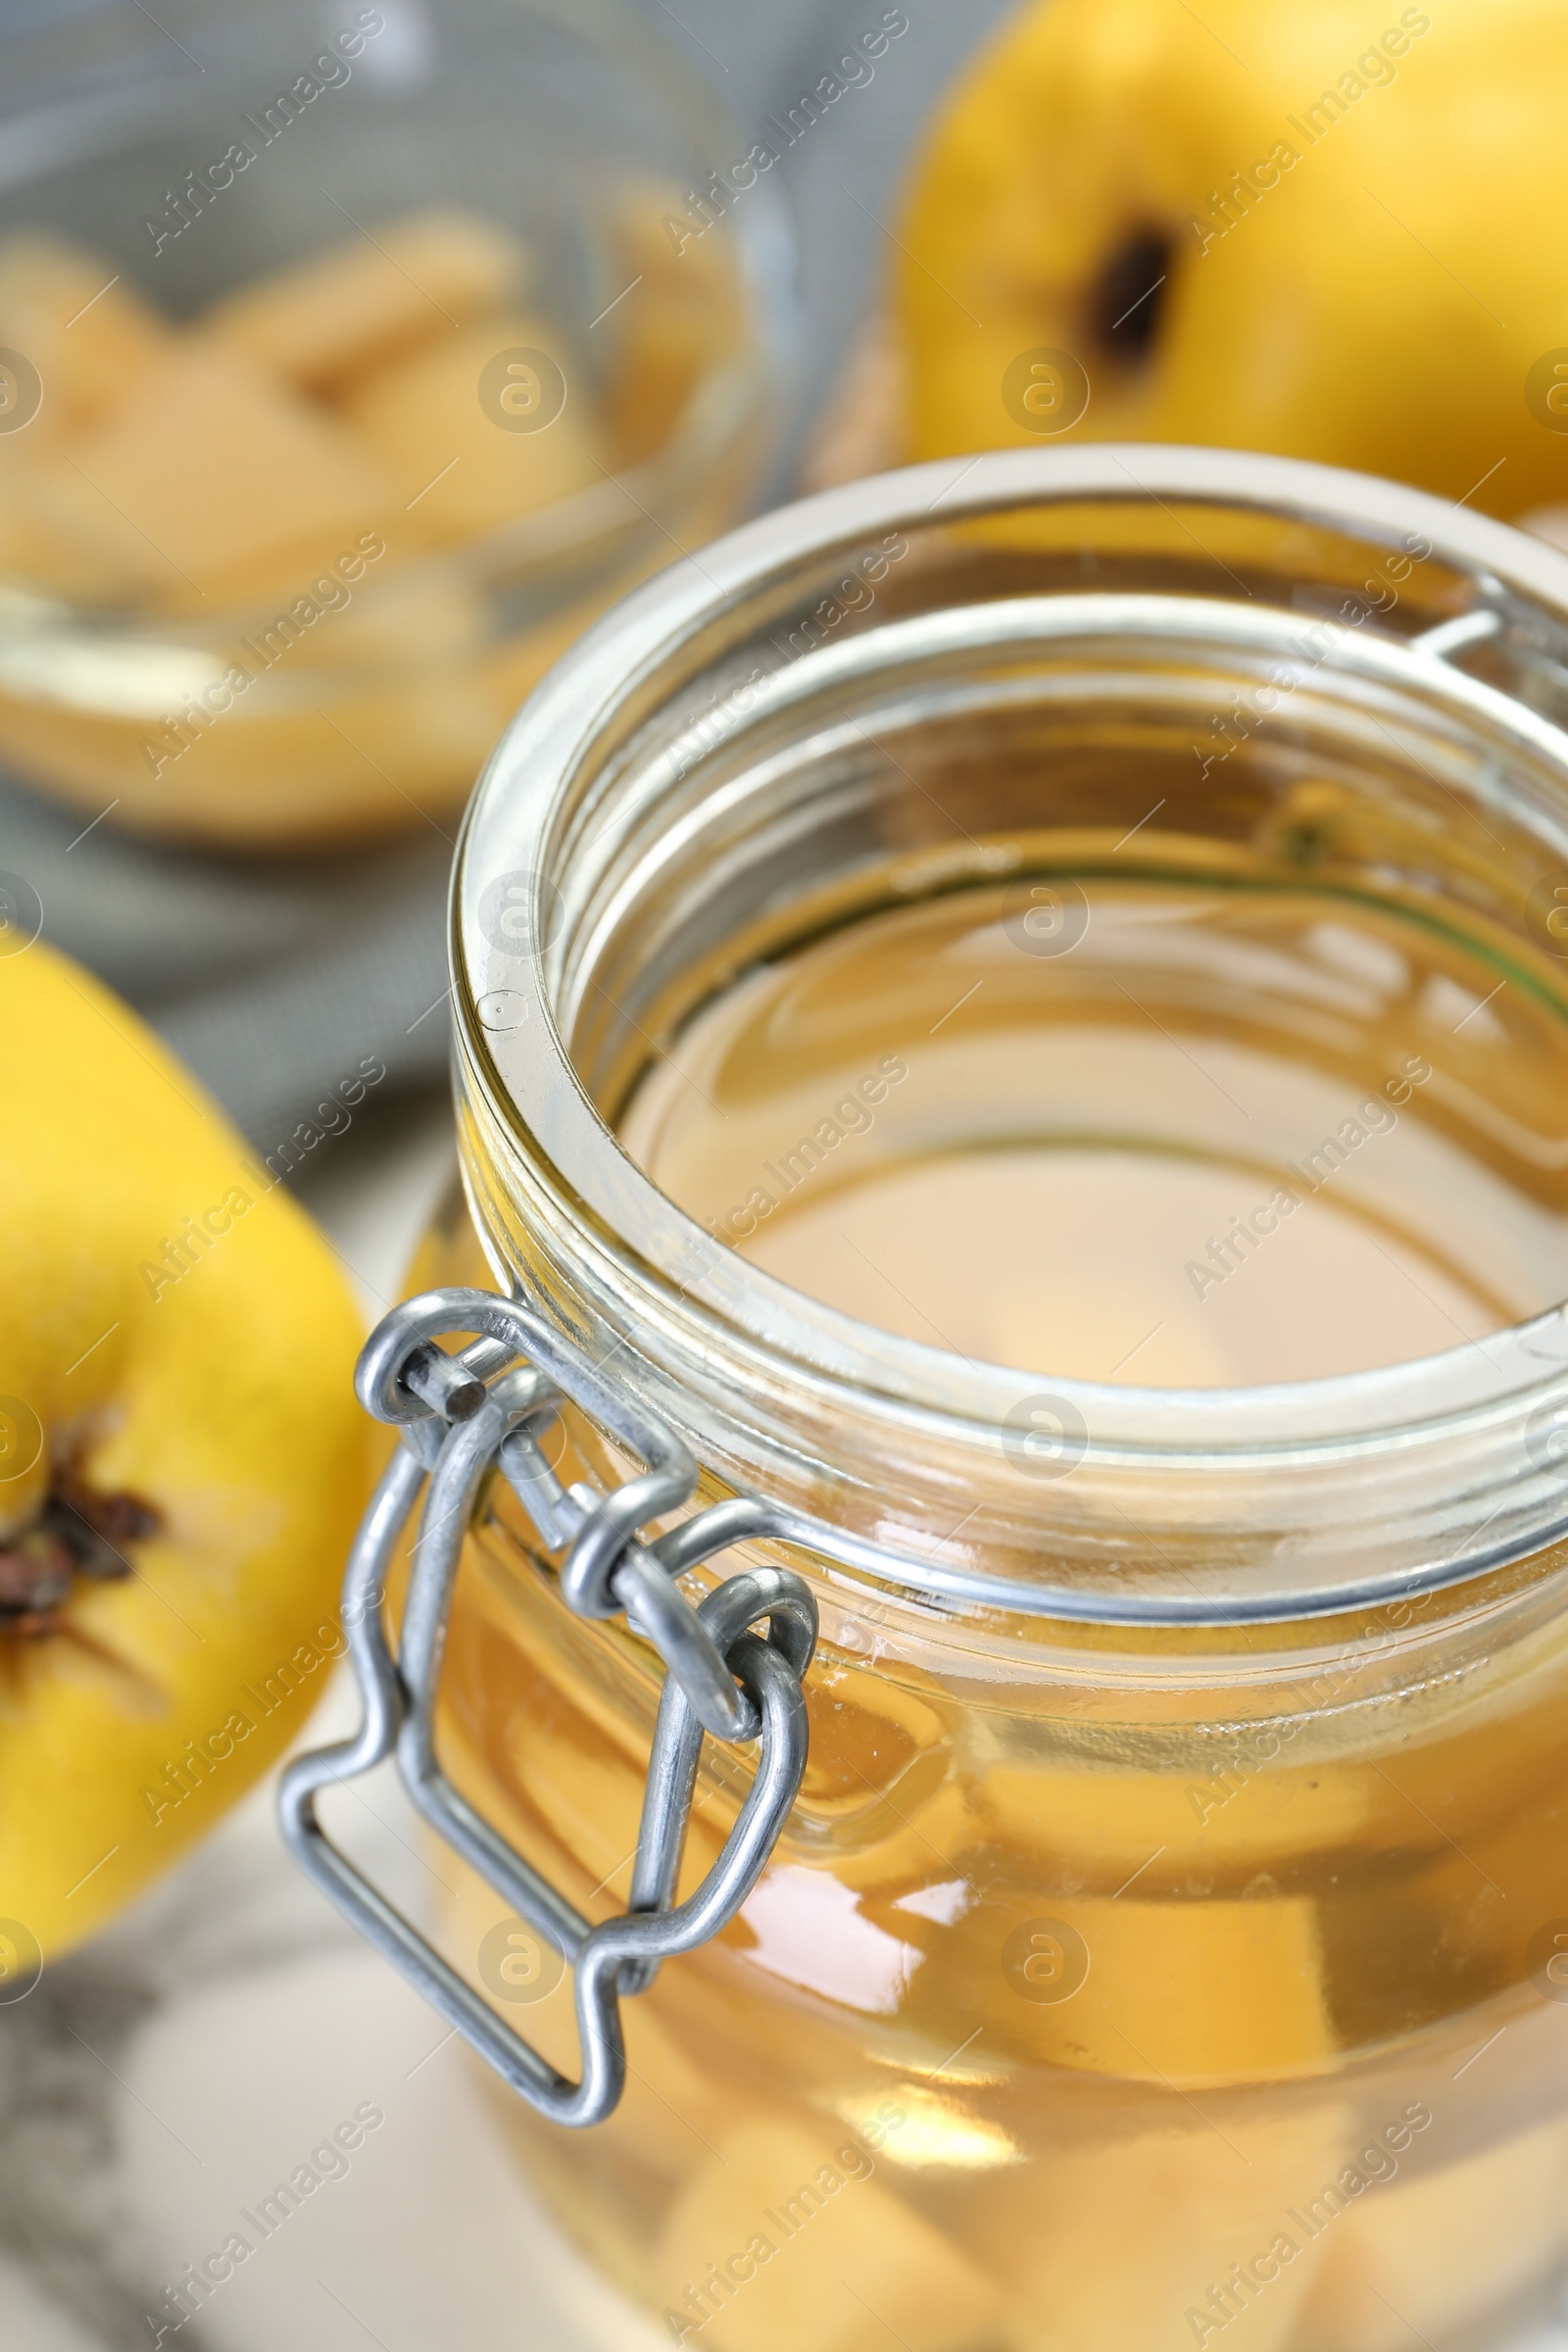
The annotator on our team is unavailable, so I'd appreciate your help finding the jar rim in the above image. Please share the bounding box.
[452,446,1568,1619]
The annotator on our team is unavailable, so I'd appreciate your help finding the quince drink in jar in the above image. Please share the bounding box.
[321,450,1568,2352]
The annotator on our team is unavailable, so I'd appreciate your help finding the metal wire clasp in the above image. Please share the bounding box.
[279,1286,817,2129]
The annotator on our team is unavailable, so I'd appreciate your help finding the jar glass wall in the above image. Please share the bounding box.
[423,450,1568,2351]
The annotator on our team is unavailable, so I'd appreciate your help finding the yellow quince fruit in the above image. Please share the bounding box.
[898,0,1568,516]
[0,935,368,1971]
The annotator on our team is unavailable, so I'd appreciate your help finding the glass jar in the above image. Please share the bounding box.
[331,447,1568,2352]
[0,0,790,845]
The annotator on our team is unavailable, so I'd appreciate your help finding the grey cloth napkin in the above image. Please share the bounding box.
[0,0,1011,1156]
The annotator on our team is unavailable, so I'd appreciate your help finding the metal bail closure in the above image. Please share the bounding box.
[279,1286,818,2129]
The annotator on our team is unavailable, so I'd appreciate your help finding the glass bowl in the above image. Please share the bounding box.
[0,0,793,846]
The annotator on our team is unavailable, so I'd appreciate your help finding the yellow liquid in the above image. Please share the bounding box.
[425,869,1568,2350]
[620,876,1568,1388]
[429,1452,1568,2352]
